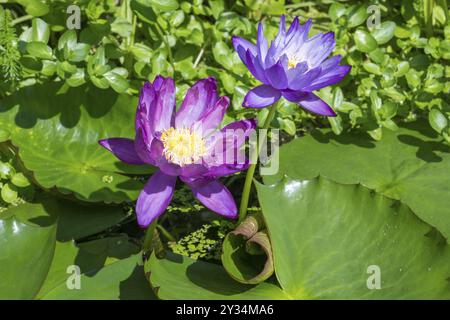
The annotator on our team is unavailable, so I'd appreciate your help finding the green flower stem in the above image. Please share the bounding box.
[157,224,176,242]
[143,219,158,252]
[238,102,278,224]
[424,0,434,36]
[11,14,33,26]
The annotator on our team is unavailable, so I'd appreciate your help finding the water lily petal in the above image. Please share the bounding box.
[286,60,308,84]
[284,18,312,52]
[283,91,336,116]
[306,32,336,68]
[245,50,268,83]
[267,15,287,64]
[286,17,300,41]
[134,127,155,164]
[175,78,218,128]
[98,138,144,165]
[195,96,230,134]
[136,170,177,228]
[303,65,351,92]
[153,75,165,92]
[179,176,209,188]
[136,82,155,134]
[151,77,176,133]
[190,180,237,218]
[318,54,343,72]
[288,66,322,91]
[204,119,257,168]
[265,60,288,89]
[243,85,281,109]
[220,118,257,139]
[180,164,209,178]
[147,138,182,176]
[232,36,257,64]
[257,22,268,67]
[205,162,250,179]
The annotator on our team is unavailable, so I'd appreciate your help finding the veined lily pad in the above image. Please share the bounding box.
[0,203,56,299]
[256,177,450,299]
[39,238,155,300]
[264,122,450,242]
[0,200,151,299]
[147,252,287,299]
[0,82,154,204]
[148,177,450,299]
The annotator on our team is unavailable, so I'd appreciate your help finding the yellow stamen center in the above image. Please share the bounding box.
[160,127,206,166]
[288,56,299,70]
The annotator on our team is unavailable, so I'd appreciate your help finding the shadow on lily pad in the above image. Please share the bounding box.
[0,82,119,130]
[186,260,258,296]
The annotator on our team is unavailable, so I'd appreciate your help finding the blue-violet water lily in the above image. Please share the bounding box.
[99,76,256,227]
[232,15,351,116]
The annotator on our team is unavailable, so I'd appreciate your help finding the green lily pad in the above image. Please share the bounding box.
[256,177,450,299]
[149,177,450,299]
[0,82,154,203]
[0,203,57,299]
[46,198,128,241]
[39,237,155,300]
[147,252,288,299]
[264,121,450,242]
[0,200,144,299]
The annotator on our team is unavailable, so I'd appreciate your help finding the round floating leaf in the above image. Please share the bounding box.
[26,41,53,60]
[11,172,31,187]
[429,109,448,134]
[57,30,77,51]
[372,21,396,44]
[0,82,154,203]
[0,203,57,299]
[41,251,155,300]
[264,121,450,242]
[147,252,287,299]
[328,3,347,21]
[1,183,18,203]
[17,0,49,17]
[130,0,157,25]
[46,198,128,241]
[0,162,13,179]
[354,30,378,53]
[146,0,179,12]
[256,177,450,299]
[0,200,141,299]
[0,128,10,142]
[347,5,368,28]
[37,234,154,300]
[103,71,129,93]
[148,177,450,299]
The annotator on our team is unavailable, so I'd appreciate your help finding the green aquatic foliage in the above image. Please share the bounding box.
[0,8,21,84]
[169,220,234,260]
[148,178,450,299]
[0,0,449,300]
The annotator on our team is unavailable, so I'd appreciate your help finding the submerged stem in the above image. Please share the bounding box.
[142,219,158,253]
[157,224,176,242]
[238,102,278,224]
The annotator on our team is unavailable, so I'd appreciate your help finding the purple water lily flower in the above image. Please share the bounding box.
[99,76,256,227]
[232,15,351,116]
